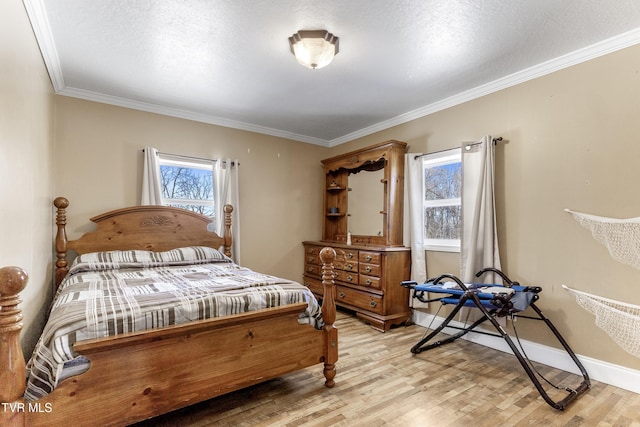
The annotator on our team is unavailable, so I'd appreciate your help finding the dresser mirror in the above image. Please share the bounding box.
[347,168,384,237]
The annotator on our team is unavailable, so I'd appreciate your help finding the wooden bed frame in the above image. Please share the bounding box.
[0,197,338,427]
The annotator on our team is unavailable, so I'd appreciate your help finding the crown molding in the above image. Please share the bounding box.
[23,0,65,91]
[58,87,331,146]
[25,0,640,147]
[327,27,640,147]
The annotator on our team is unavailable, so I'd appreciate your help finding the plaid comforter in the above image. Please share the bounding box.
[24,246,322,401]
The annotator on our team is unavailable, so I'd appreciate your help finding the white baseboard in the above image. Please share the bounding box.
[412,310,640,394]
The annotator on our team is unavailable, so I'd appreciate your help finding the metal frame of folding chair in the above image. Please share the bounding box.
[402,269,590,410]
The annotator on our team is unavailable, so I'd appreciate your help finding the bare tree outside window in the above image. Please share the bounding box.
[160,164,215,218]
[422,148,462,251]
[424,163,461,239]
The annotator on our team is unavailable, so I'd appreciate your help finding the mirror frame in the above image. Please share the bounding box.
[321,140,407,247]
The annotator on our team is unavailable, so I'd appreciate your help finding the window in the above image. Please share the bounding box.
[422,148,462,252]
[158,154,214,219]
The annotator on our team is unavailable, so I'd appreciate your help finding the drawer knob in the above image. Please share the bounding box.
[366,279,372,285]
[347,275,354,282]
[365,266,372,273]
[346,264,353,270]
[369,300,377,307]
[347,252,354,259]
[339,292,346,298]
[307,256,315,263]
[365,255,372,261]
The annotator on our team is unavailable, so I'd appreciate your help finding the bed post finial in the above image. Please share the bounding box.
[223,204,233,259]
[54,197,70,287]
[0,266,28,404]
[319,247,337,388]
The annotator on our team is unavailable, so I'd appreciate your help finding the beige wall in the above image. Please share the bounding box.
[332,44,640,370]
[0,0,55,355]
[54,97,327,278]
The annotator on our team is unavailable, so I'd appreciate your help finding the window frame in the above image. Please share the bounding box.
[422,148,462,253]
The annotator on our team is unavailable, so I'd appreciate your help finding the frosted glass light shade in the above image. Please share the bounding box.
[289,30,339,70]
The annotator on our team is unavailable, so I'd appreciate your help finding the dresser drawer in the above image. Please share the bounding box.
[303,276,324,296]
[335,270,358,285]
[359,251,381,265]
[359,263,380,276]
[336,285,383,314]
[304,263,321,277]
[337,248,359,262]
[359,274,381,290]
[339,260,358,273]
[306,254,322,265]
[305,245,321,255]
[304,246,322,265]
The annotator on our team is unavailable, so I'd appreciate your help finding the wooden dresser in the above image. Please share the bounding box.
[303,140,411,331]
[303,241,411,331]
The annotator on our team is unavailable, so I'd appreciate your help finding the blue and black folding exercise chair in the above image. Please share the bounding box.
[402,267,590,410]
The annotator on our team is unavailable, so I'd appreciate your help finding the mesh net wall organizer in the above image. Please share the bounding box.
[565,209,640,358]
[563,285,640,358]
[565,209,640,270]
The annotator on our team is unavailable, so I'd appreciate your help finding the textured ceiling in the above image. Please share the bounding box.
[24,0,640,146]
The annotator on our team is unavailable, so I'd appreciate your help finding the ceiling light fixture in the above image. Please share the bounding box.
[288,30,339,70]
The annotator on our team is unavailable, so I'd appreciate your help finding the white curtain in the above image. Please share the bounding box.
[405,153,427,283]
[214,159,240,263]
[141,146,163,205]
[460,135,501,284]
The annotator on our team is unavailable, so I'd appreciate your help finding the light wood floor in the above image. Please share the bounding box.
[132,310,640,427]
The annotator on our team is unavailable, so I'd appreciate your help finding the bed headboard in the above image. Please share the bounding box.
[54,197,233,287]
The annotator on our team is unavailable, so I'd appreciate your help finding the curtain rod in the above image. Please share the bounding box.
[413,137,503,160]
[142,149,238,166]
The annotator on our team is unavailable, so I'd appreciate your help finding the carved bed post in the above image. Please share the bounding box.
[0,266,29,409]
[54,197,70,287]
[223,204,233,259]
[319,247,337,388]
